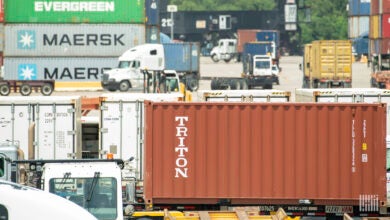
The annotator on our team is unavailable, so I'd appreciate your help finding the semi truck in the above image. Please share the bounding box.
[101,43,200,92]
[301,40,353,88]
[210,50,274,90]
[209,39,237,63]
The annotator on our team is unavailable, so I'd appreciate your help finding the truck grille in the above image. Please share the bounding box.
[102,74,109,81]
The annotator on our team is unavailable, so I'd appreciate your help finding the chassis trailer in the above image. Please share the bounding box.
[0,80,55,96]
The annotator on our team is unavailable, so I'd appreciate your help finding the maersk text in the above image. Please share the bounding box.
[35,1,115,12]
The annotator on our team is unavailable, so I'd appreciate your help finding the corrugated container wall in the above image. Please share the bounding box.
[4,0,145,23]
[256,30,280,46]
[145,0,159,25]
[164,42,200,72]
[4,24,145,57]
[348,16,369,38]
[369,15,380,38]
[237,29,260,53]
[0,96,82,160]
[3,57,117,82]
[382,13,390,38]
[349,0,371,16]
[196,90,291,102]
[144,102,386,205]
[371,0,379,14]
[382,0,390,13]
[146,25,160,43]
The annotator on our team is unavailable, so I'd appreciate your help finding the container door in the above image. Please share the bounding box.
[34,104,76,159]
[219,15,231,30]
[0,104,32,157]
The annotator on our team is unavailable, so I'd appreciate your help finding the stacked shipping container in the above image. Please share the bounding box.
[2,0,147,90]
[145,0,161,43]
[369,0,390,54]
[348,0,370,57]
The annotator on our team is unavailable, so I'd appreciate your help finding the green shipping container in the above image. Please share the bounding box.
[5,0,145,23]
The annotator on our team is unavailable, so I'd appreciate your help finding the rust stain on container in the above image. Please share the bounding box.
[144,102,387,206]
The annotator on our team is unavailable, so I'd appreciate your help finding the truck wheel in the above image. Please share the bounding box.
[0,84,10,96]
[186,78,199,92]
[230,80,240,90]
[20,84,32,96]
[41,83,54,96]
[211,79,219,90]
[211,55,219,63]
[119,81,130,92]
[240,79,248,90]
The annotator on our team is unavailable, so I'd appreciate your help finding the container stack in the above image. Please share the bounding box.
[369,0,390,55]
[2,0,147,90]
[348,0,370,59]
[145,0,161,43]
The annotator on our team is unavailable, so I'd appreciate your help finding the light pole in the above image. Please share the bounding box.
[167,5,177,40]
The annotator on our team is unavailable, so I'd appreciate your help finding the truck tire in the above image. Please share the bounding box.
[240,79,248,90]
[211,79,219,90]
[119,81,130,92]
[211,54,219,63]
[41,83,54,96]
[0,84,10,96]
[229,79,240,90]
[20,84,32,96]
[186,78,199,92]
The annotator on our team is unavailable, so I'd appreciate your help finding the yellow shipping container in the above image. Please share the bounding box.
[302,40,352,88]
[370,15,380,39]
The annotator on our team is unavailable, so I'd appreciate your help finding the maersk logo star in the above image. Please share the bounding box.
[17,30,36,49]
[18,64,37,80]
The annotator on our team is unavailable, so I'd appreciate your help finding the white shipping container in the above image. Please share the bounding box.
[99,93,183,179]
[4,24,145,56]
[348,16,369,38]
[0,96,82,159]
[3,57,117,82]
[295,88,390,136]
[196,90,291,102]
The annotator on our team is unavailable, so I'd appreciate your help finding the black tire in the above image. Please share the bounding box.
[211,79,219,90]
[312,80,318,88]
[230,79,240,90]
[240,79,248,90]
[186,78,199,92]
[119,81,130,92]
[0,84,10,96]
[41,83,54,96]
[263,83,273,90]
[20,84,32,96]
[211,54,219,63]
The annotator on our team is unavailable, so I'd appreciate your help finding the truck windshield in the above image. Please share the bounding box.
[255,61,270,69]
[49,177,117,220]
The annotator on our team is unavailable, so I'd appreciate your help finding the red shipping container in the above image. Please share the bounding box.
[371,0,379,15]
[382,0,390,13]
[144,102,386,207]
[237,29,260,53]
[383,13,390,38]
[381,38,390,53]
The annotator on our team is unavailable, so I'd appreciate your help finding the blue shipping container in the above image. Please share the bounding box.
[352,32,369,56]
[164,42,200,72]
[256,31,279,46]
[349,0,370,16]
[146,0,159,25]
[146,25,160,43]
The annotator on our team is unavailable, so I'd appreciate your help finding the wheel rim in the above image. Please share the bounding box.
[20,85,32,95]
[41,84,53,95]
[120,82,129,91]
[0,85,10,95]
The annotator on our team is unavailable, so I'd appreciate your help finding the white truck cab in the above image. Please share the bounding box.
[210,39,237,63]
[252,55,273,76]
[0,180,97,220]
[101,44,180,93]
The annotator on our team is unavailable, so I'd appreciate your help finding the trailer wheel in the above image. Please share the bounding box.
[119,81,130,92]
[0,84,10,96]
[41,83,54,96]
[186,78,199,92]
[20,84,32,96]
[211,79,219,90]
